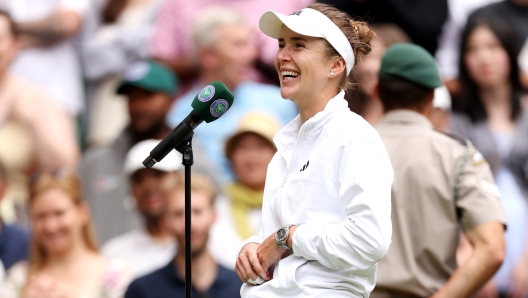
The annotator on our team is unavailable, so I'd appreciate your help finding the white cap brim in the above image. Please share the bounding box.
[260,11,323,40]
[259,9,355,76]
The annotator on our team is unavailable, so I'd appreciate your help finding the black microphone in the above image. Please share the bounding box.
[142,81,234,169]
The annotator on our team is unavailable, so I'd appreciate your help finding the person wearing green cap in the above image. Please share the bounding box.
[372,43,507,297]
[79,60,215,245]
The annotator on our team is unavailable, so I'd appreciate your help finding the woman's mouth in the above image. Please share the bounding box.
[281,70,300,83]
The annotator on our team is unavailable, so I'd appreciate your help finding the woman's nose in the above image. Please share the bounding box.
[276,47,292,63]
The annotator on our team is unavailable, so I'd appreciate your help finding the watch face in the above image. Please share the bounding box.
[277,228,286,239]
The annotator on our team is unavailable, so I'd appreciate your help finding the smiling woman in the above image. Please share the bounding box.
[235,3,394,298]
[1,173,133,298]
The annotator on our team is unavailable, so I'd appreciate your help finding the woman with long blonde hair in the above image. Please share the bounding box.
[1,172,132,297]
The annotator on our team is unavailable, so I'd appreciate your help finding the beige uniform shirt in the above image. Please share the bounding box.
[372,110,507,298]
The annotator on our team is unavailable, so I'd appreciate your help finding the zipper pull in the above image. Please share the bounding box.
[281,176,288,187]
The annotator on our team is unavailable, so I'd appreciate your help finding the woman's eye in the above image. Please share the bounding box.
[296,43,305,48]
[278,44,285,49]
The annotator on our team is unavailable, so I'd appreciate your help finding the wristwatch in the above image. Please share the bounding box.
[275,225,293,250]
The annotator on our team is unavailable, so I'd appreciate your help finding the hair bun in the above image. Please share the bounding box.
[349,19,375,62]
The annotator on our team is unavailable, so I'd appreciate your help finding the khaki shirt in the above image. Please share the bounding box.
[372,110,507,298]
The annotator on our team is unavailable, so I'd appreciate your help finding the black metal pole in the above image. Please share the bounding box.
[181,140,194,298]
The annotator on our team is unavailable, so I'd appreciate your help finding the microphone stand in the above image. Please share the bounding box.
[176,135,194,298]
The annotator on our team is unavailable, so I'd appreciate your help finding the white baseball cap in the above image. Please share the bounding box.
[124,139,181,176]
[259,8,355,76]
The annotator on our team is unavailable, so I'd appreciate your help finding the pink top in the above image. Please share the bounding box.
[151,0,314,64]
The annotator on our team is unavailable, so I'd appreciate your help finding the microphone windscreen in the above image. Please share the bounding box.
[191,81,234,123]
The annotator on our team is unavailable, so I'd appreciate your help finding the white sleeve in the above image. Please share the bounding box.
[292,140,393,270]
[435,0,464,80]
[60,0,89,14]
[520,38,528,73]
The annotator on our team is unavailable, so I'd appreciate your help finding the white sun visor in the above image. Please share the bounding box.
[259,8,355,76]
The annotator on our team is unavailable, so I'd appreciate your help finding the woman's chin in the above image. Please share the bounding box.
[280,86,299,100]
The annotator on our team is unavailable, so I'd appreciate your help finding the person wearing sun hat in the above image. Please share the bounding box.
[208,113,280,270]
[373,43,507,297]
[235,3,394,298]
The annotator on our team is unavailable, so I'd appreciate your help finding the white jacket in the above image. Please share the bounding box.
[241,92,393,298]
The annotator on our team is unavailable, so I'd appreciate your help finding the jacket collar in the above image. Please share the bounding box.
[273,91,348,153]
[378,109,433,128]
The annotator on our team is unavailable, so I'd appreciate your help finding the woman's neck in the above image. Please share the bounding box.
[297,90,339,124]
[44,240,92,269]
[479,83,515,132]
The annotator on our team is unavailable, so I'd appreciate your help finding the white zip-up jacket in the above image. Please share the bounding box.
[241,92,394,298]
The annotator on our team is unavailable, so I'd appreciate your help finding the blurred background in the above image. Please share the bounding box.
[0,0,527,297]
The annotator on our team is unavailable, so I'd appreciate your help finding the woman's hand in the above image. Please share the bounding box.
[256,233,290,280]
[23,274,72,298]
[236,243,268,284]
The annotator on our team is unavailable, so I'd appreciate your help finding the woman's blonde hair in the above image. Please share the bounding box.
[28,172,99,270]
[308,3,376,91]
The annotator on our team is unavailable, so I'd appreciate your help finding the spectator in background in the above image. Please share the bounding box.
[451,16,528,297]
[102,140,180,278]
[80,60,214,244]
[0,10,79,223]
[151,0,313,84]
[469,0,528,56]
[82,0,164,146]
[373,43,506,298]
[167,7,297,183]
[435,0,501,95]
[442,0,528,94]
[1,173,132,297]
[318,0,448,55]
[125,174,242,298]
[346,23,410,125]
[210,113,279,268]
[346,23,452,131]
[0,0,87,118]
[0,161,29,276]
[79,61,178,244]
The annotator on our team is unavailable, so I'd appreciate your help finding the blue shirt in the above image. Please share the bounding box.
[0,221,30,271]
[167,81,298,182]
[124,261,242,298]
[492,133,527,291]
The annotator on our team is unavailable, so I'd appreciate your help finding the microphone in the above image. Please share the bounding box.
[142,81,234,169]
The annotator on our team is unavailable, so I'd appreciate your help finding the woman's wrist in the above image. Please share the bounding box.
[287,225,298,248]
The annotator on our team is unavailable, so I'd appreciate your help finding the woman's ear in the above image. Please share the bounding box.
[329,57,347,78]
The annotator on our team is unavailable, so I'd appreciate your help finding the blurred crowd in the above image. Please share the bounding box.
[0,0,526,297]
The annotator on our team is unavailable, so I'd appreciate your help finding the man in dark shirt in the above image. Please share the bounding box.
[0,161,29,272]
[125,175,242,298]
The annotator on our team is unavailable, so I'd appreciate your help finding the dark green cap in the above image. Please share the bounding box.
[117,61,178,96]
[379,43,442,89]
